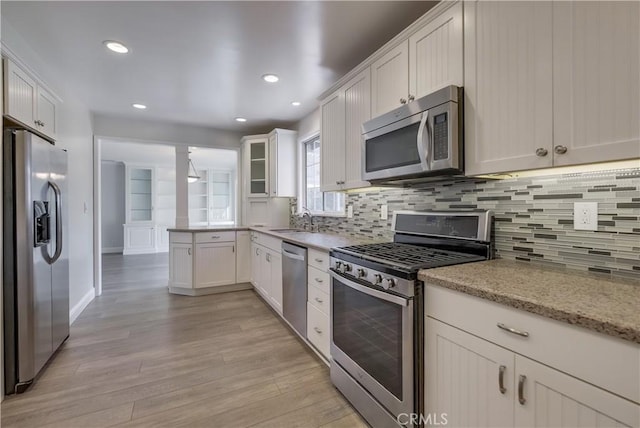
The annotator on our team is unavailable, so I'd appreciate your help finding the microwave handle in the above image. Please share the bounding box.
[416,110,430,169]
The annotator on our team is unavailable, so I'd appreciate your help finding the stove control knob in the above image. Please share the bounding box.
[382,278,396,290]
[335,261,343,270]
[343,264,353,273]
[356,268,367,279]
[373,274,383,285]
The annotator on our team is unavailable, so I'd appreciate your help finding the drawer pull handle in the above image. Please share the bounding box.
[497,323,529,338]
[211,235,220,239]
[187,248,191,256]
[315,278,324,283]
[518,375,527,405]
[498,365,506,394]
[315,258,324,263]
[314,297,323,304]
[314,327,322,334]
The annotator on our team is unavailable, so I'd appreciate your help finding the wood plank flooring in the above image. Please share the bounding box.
[1,253,367,428]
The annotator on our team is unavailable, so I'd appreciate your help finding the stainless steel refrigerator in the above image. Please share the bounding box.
[3,129,69,394]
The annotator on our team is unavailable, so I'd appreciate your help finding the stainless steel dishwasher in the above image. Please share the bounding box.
[282,242,307,338]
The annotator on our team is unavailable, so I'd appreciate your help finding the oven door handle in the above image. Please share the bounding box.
[330,271,409,306]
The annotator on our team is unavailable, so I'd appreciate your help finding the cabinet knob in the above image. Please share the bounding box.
[408,94,415,102]
[554,145,568,155]
[535,148,548,157]
[314,327,322,334]
[400,98,407,105]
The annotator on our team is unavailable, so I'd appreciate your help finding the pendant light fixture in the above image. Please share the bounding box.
[187,153,200,183]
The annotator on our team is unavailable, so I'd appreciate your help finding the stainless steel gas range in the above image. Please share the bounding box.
[329,210,494,427]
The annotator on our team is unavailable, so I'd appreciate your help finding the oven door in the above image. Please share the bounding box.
[330,271,414,417]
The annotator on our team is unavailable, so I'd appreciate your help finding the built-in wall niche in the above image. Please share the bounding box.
[187,147,238,227]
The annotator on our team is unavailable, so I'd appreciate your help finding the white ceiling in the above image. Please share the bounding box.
[101,139,238,170]
[2,1,436,133]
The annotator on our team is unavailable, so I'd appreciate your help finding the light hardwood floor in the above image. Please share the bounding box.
[1,253,367,428]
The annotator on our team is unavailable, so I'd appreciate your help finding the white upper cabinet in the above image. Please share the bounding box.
[242,130,296,198]
[370,2,464,118]
[320,90,346,192]
[409,1,463,99]
[3,58,58,140]
[371,41,409,118]
[552,1,640,166]
[320,68,371,192]
[465,0,640,175]
[464,1,554,176]
[268,128,297,198]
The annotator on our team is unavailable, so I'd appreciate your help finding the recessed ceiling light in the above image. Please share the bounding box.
[291,101,301,106]
[235,117,247,123]
[132,103,147,109]
[103,40,129,54]
[262,74,279,83]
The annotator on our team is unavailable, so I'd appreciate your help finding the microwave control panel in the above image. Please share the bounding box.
[433,112,449,161]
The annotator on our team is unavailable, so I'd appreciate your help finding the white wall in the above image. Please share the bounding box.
[101,161,125,252]
[296,107,320,143]
[93,114,244,150]
[2,18,96,318]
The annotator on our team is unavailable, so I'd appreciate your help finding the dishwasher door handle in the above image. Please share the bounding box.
[282,249,305,261]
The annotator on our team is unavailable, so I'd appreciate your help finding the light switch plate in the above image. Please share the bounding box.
[380,204,388,220]
[574,202,598,231]
[347,205,354,218]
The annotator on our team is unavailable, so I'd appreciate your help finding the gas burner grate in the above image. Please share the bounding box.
[335,242,484,271]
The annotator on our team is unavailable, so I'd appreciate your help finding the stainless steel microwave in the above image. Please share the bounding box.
[362,85,463,183]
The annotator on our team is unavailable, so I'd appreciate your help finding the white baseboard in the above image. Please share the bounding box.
[70,288,95,324]
[101,247,123,254]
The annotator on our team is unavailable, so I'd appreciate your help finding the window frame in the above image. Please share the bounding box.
[300,133,346,217]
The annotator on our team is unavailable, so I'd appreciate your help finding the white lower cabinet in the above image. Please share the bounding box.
[425,286,640,428]
[123,225,156,255]
[235,231,251,283]
[250,232,283,314]
[194,242,236,288]
[169,231,250,295]
[307,302,330,358]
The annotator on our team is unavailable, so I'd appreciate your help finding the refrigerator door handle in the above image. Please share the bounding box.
[43,181,63,265]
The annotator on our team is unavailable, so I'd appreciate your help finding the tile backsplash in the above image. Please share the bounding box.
[291,167,640,280]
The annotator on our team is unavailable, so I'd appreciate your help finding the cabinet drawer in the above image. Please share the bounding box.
[170,232,192,244]
[308,284,329,315]
[251,232,282,253]
[307,266,330,294]
[425,285,640,404]
[308,249,329,272]
[194,231,236,243]
[307,302,330,358]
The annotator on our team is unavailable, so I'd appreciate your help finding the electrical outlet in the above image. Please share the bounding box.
[573,202,598,231]
[380,204,388,220]
[347,205,354,218]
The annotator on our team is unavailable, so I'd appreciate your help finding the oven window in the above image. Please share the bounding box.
[333,280,404,399]
[365,122,421,172]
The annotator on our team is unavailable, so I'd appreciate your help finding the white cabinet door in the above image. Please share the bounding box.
[552,1,640,167]
[194,242,236,288]
[258,246,272,299]
[250,242,261,288]
[123,225,156,255]
[425,318,515,427]
[343,68,371,190]
[246,137,269,197]
[464,1,554,175]
[320,90,345,192]
[371,41,409,117]
[268,129,297,198]
[236,231,251,283]
[4,59,36,129]
[409,1,463,98]
[307,302,330,359]
[268,251,282,314]
[169,243,192,288]
[36,85,57,140]
[514,355,639,428]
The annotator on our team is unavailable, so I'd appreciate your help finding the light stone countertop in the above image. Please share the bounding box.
[418,259,640,344]
[167,226,248,233]
[167,226,379,251]
[250,227,380,252]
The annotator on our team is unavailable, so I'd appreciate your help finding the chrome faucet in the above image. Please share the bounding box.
[302,207,314,231]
